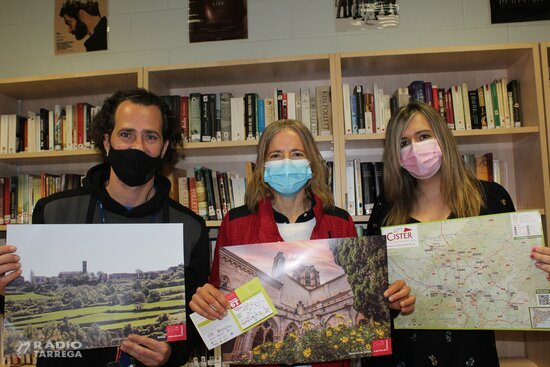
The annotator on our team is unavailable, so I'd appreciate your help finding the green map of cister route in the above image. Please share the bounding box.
[382,211,550,330]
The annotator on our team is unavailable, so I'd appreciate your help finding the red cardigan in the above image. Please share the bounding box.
[209,194,357,287]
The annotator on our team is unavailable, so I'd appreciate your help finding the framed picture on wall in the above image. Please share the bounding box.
[490,0,550,24]
[188,0,248,43]
[55,0,108,54]
[335,0,399,32]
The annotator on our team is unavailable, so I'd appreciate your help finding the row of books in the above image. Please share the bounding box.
[162,86,333,143]
[343,78,521,134]
[0,103,99,155]
[168,167,247,221]
[0,173,83,224]
[345,160,384,216]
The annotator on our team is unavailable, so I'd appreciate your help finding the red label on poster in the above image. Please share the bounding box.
[166,323,187,341]
[226,291,241,308]
[371,338,392,356]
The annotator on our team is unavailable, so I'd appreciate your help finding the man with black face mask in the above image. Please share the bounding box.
[27,88,210,366]
[59,0,107,51]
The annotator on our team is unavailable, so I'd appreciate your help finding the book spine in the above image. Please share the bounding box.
[220,92,232,141]
[354,85,365,133]
[180,96,189,142]
[230,97,245,141]
[484,84,495,129]
[300,88,311,131]
[54,104,63,150]
[360,162,376,215]
[211,94,221,141]
[309,97,318,135]
[468,90,481,129]
[244,93,257,140]
[316,86,332,136]
[507,80,521,127]
[189,93,202,142]
[200,94,212,142]
[342,84,352,134]
[345,160,356,216]
[353,159,363,216]
[490,82,501,128]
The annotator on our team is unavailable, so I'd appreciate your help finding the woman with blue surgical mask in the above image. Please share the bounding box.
[366,101,550,367]
[190,120,416,367]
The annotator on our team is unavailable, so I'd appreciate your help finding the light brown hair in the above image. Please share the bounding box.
[245,119,334,212]
[382,101,483,225]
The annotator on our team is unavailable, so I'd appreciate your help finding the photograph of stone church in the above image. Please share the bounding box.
[219,236,391,364]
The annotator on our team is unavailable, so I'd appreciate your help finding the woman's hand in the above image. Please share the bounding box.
[189,283,230,320]
[531,246,550,281]
[0,245,22,295]
[384,279,416,315]
[120,335,170,367]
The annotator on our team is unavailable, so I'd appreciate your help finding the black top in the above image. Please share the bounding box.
[363,181,515,367]
[84,16,107,51]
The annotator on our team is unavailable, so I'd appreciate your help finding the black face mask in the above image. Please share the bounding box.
[107,148,162,187]
[72,19,88,40]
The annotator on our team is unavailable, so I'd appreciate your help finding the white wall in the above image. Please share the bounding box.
[0,0,549,78]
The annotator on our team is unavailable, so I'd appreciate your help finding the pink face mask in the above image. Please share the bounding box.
[400,139,443,180]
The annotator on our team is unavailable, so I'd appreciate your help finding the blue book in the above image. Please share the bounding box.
[258,99,265,136]
[350,94,358,134]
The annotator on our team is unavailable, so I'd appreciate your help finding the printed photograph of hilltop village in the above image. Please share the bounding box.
[219,236,391,364]
[4,223,186,356]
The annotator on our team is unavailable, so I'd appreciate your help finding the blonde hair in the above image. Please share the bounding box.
[383,101,483,225]
[245,119,334,212]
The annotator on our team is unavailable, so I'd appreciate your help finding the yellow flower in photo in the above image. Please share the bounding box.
[261,353,268,361]
[336,313,344,319]
[275,341,283,350]
[325,330,333,337]
[253,350,260,356]
[303,348,312,358]
[350,330,357,336]
[340,336,349,344]
[333,344,339,350]
[375,328,385,338]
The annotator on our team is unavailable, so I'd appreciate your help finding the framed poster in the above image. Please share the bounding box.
[55,0,108,54]
[490,0,550,24]
[188,0,248,43]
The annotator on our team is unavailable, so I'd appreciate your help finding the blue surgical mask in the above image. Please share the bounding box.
[264,159,312,197]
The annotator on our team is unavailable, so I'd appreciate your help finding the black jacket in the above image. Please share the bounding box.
[32,163,210,367]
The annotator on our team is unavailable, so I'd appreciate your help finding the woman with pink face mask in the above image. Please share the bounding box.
[366,101,550,367]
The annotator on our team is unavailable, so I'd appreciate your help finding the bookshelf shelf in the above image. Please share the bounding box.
[0,149,100,165]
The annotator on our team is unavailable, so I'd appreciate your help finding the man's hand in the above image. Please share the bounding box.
[120,334,171,367]
[384,279,416,315]
[0,245,22,295]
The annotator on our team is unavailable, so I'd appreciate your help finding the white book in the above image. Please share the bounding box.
[48,110,54,150]
[451,85,465,130]
[300,88,311,131]
[495,80,505,129]
[373,84,382,133]
[345,160,356,216]
[342,83,352,134]
[309,97,318,135]
[230,97,245,141]
[461,83,472,130]
[493,159,502,185]
[383,93,391,132]
[7,114,16,154]
[286,92,296,119]
[53,104,62,150]
[64,104,74,150]
[273,88,280,121]
[1,114,9,154]
[26,111,36,152]
[483,84,495,129]
[230,174,246,207]
[353,159,363,216]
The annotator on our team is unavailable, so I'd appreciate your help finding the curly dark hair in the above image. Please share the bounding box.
[91,88,182,168]
[59,0,101,18]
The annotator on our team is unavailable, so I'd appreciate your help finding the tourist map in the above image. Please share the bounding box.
[382,211,550,330]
